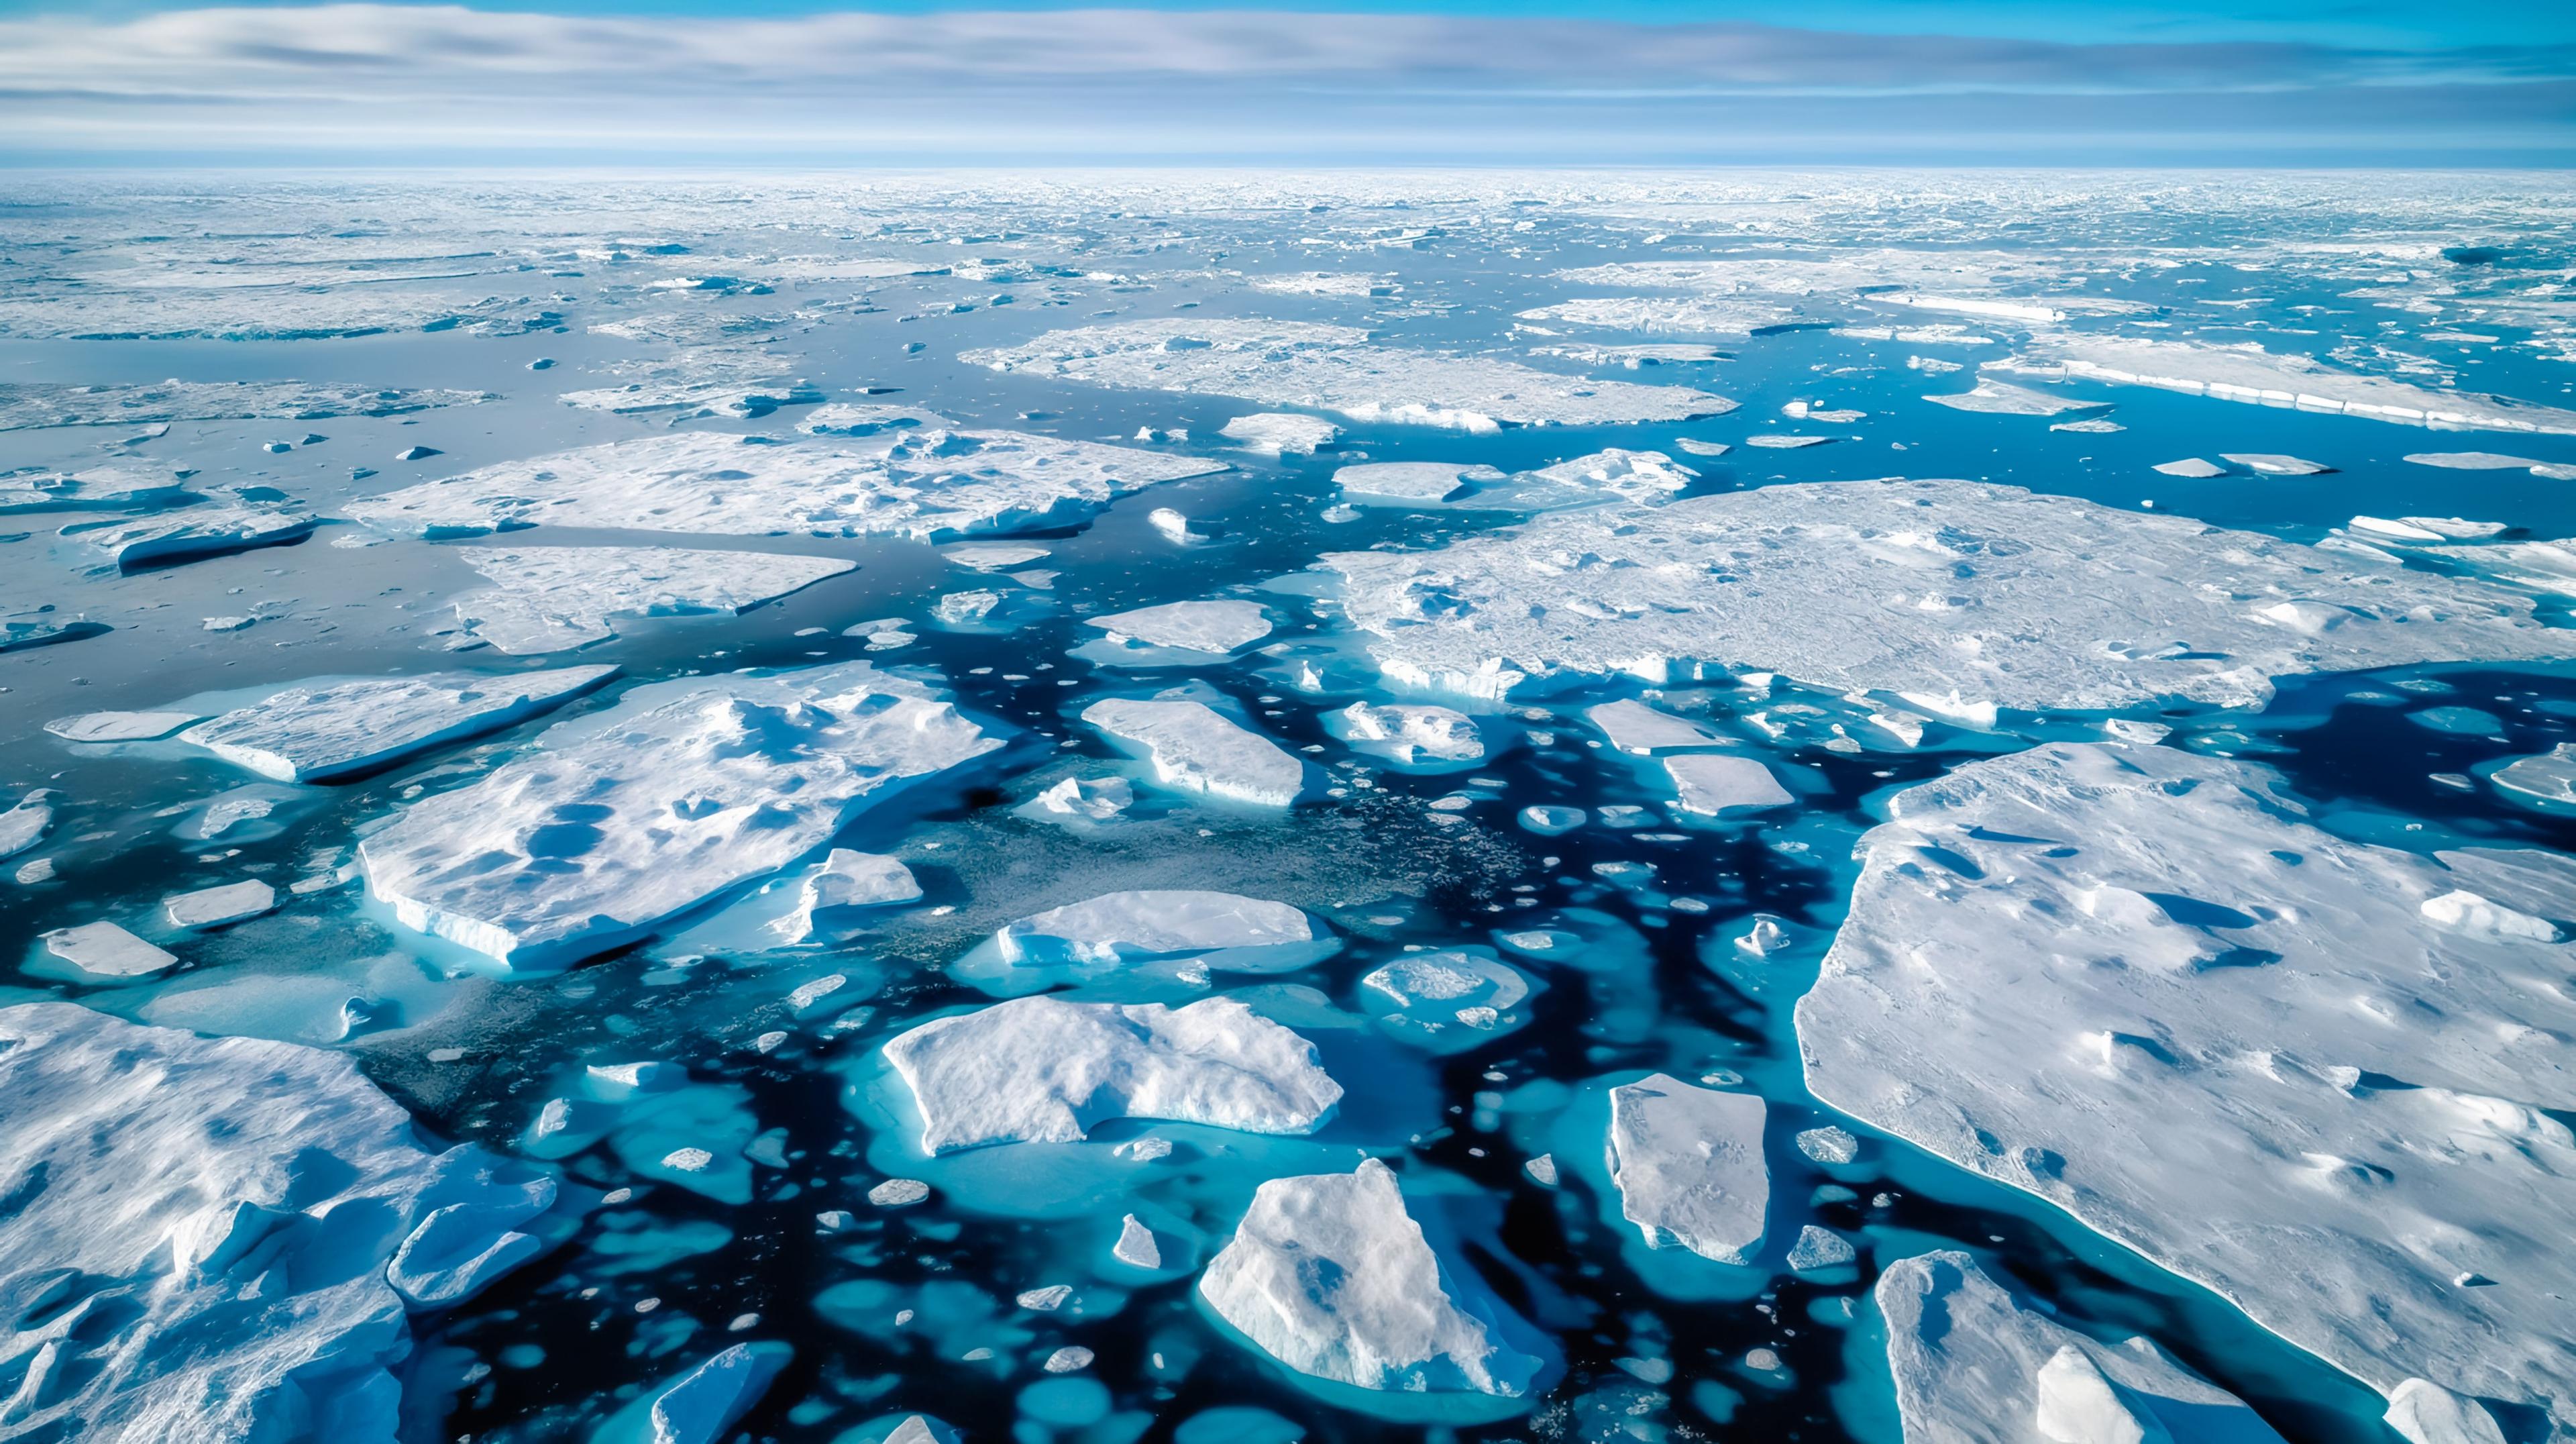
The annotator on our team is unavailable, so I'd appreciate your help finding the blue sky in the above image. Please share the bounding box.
[0,0,2568,164]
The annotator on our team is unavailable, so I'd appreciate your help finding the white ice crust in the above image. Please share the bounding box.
[1663,754,1792,817]
[1321,480,2573,711]
[1335,462,1503,502]
[1605,1074,1768,1264]
[0,1002,560,1444]
[1587,700,1725,754]
[966,319,1735,431]
[181,665,616,782]
[42,920,177,978]
[347,427,1224,543]
[1337,701,1485,763]
[1084,600,1273,654]
[1876,1250,2289,1444]
[1222,412,1342,454]
[881,994,1342,1153]
[1799,741,2576,1429]
[1081,695,1307,805]
[360,662,997,968]
[451,546,855,654]
[1198,1159,1543,1396]
[2000,337,2576,435]
[993,890,1330,973]
[166,878,276,929]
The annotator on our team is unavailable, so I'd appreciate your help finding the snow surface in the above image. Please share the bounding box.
[989,889,1332,975]
[1084,600,1273,654]
[165,878,276,929]
[1335,701,1485,764]
[2001,337,2576,435]
[361,662,998,968]
[1663,754,1793,817]
[0,1002,563,1444]
[773,849,920,942]
[0,380,488,432]
[86,504,317,569]
[180,665,617,782]
[1334,462,1503,503]
[450,545,855,654]
[1876,1251,2288,1444]
[1587,700,1725,754]
[1081,694,1307,805]
[44,710,199,743]
[347,427,1224,544]
[1222,412,1342,455]
[1198,1159,1544,1396]
[1321,480,2574,711]
[965,319,1735,431]
[1799,741,2576,1429]
[42,920,177,977]
[2494,743,2576,809]
[1605,1074,1768,1264]
[881,995,1342,1153]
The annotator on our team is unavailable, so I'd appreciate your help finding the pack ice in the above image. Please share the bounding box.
[0,1002,564,1444]
[180,665,616,781]
[881,995,1342,1153]
[1082,690,1308,805]
[1320,480,2573,711]
[2000,337,2576,435]
[449,545,855,654]
[1198,1159,1544,1396]
[965,319,1735,431]
[1876,1251,2288,1443]
[346,427,1223,544]
[360,662,998,968]
[1798,742,2576,1433]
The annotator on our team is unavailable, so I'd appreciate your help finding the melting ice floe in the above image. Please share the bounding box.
[965,319,1735,431]
[1081,688,1309,805]
[1876,1251,2288,1443]
[179,665,616,782]
[1320,479,2574,711]
[345,427,1224,543]
[0,1002,568,1444]
[1605,1074,1768,1264]
[1329,701,1484,764]
[950,888,1338,994]
[1798,741,2576,1433]
[1199,1159,1545,1399]
[1334,462,1503,503]
[360,662,998,968]
[83,503,318,570]
[1921,378,2107,417]
[1998,336,2576,435]
[0,380,489,432]
[881,995,1342,1153]
[1220,412,1342,455]
[1082,599,1273,656]
[449,545,855,654]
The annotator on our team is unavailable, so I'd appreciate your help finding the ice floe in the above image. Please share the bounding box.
[1321,479,2575,711]
[881,994,1342,1153]
[0,380,488,432]
[1083,599,1272,655]
[85,503,317,570]
[2493,743,2576,811]
[41,919,176,978]
[180,665,617,782]
[1605,1074,1768,1264]
[594,1341,792,1444]
[1221,413,1342,455]
[1330,701,1485,764]
[1799,741,2576,1429]
[1587,700,1725,754]
[2000,337,2576,435]
[771,849,920,943]
[1922,378,2105,417]
[360,662,998,968]
[953,888,1338,992]
[165,878,276,929]
[449,545,855,654]
[1334,462,1503,503]
[1662,754,1792,817]
[1081,690,1308,805]
[44,709,199,743]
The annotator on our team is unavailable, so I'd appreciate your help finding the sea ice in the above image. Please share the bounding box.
[2222,453,2332,475]
[594,1341,792,1444]
[1320,480,2575,711]
[180,665,618,782]
[772,849,920,942]
[1923,379,2105,417]
[1332,701,1485,764]
[449,545,855,654]
[1604,1074,1768,1264]
[1587,700,1725,754]
[1876,1251,2289,1443]
[2493,743,2576,810]
[360,662,998,968]
[0,1002,564,1444]
[44,710,199,743]
[1799,741,2576,1429]
[1083,599,1272,654]
[165,878,276,929]
[1,467,195,514]
[1662,754,1793,817]
[0,790,57,859]
[85,503,317,570]
[1113,1214,1163,1269]
[2153,457,2227,478]
[1221,413,1342,455]
[1360,951,1532,1045]
[965,319,1735,431]
[41,919,177,977]
[881,995,1342,1153]
[1335,462,1505,503]
[969,888,1338,986]
[2000,337,2576,435]
[1197,1159,1544,1396]
[1081,693,1308,805]
[0,379,488,432]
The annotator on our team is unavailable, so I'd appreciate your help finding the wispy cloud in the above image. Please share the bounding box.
[0,3,2567,160]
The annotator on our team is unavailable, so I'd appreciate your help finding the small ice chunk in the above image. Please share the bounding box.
[1607,1073,1768,1264]
[1082,696,1306,805]
[1034,775,1134,821]
[941,542,1051,571]
[1744,433,1834,449]
[1525,1153,1559,1186]
[1664,754,1792,817]
[1530,448,1698,504]
[87,504,318,570]
[1148,507,1197,544]
[0,790,58,860]
[869,1178,930,1207]
[1923,380,2103,417]
[2405,451,2543,470]
[394,446,440,461]
[2152,457,2226,478]
[991,889,1330,974]
[1589,699,1725,754]
[1042,1346,1095,1374]
[164,878,276,930]
[881,994,1342,1153]
[181,665,616,782]
[2385,1378,2509,1444]
[2494,743,2576,809]
[1785,1225,1857,1272]
[1795,1125,1860,1165]
[1361,951,1530,1029]
[44,711,200,743]
[1674,437,1732,456]
[2221,453,2330,475]
[1113,1214,1163,1269]
[1197,1159,1544,1395]
[1519,805,1585,835]
[1336,462,1503,502]
[42,921,177,978]
[1018,1285,1074,1311]
[1085,599,1271,654]
[1221,412,1341,455]
[611,1342,792,1444]
[1337,701,1484,763]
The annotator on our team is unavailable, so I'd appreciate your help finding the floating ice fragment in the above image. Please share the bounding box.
[1082,694,1307,805]
[1148,507,1198,544]
[1113,1214,1163,1269]
[2222,453,2331,475]
[1674,437,1732,456]
[941,541,1052,571]
[1785,1225,1857,1273]
[773,849,920,943]
[1587,700,1725,755]
[451,546,854,654]
[2406,451,2548,470]
[1527,448,1697,503]
[1923,379,2105,417]
[1795,1125,1860,1165]
[87,503,317,570]
[1744,434,1834,449]
[1032,775,1134,822]
[1085,599,1272,654]
[986,889,1334,977]
[0,466,195,513]
[2385,1378,2510,1444]
[42,920,176,977]
[869,1178,930,1207]
[165,878,276,929]
[2493,743,2576,811]
[2002,336,2576,435]
[1525,1153,1559,1186]
[596,1341,792,1444]
[44,710,199,743]
[182,665,616,782]
[2152,457,2226,478]
[1336,462,1503,503]
[1019,1285,1073,1311]
[1664,754,1793,817]
[1334,701,1484,764]
[1222,413,1342,455]
[1519,805,1585,835]
[1606,1074,1768,1264]
[1044,1346,1095,1374]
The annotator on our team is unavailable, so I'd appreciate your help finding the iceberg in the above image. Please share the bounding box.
[1876,1251,2288,1443]
[1799,741,2576,1431]
[881,994,1342,1153]
[1605,1074,1768,1264]
[1320,480,2575,711]
[1081,693,1308,805]
[360,662,998,968]
[965,319,1735,431]
[1083,599,1272,654]
[180,665,618,782]
[347,427,1224,544]
[2000,337,2576,435]
[449,545,855,654]
[0,1002,564,1444]
[1198,1159,1544,1396]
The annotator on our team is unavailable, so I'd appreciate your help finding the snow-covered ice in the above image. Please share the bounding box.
[968,888,1338,987]
[1081,692,1308,805]
[2002,336,2576,435]
[165,878,276,929]
[1332,701,1485,764]
[44,710,199,743]
[180,665,617,782]
[1083,599,1272,654]
[1587,700,1725,754]
[42,919,177,977]
[449,545,855,654]
[1334,461,1503,503]
[1662,754,1793,817]
[1605,1074,1768,1264]
[1221,412,1342,455]
[86,503,317,569]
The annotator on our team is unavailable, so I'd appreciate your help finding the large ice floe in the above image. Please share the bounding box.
[345,427,1224,543]
[1081,599,1273,656]
[964,319,1734,431]
[1998,337,2576,435]
[1798,741,2576,1434]
[1876,1251,2289,1443]
[1320,480,2574,711]
[953,888,1340,994]
[84,503,318,570]
[0,380,489,431]
[0,1002,568,1444]
[448,545,855,654]
[1199,1159,1546,1404]
[180,665,616,782]
[1605,1074,1768,1264]
[881,995,1342,1153]
[359,661,998,968]
[1081,688,1309,805]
